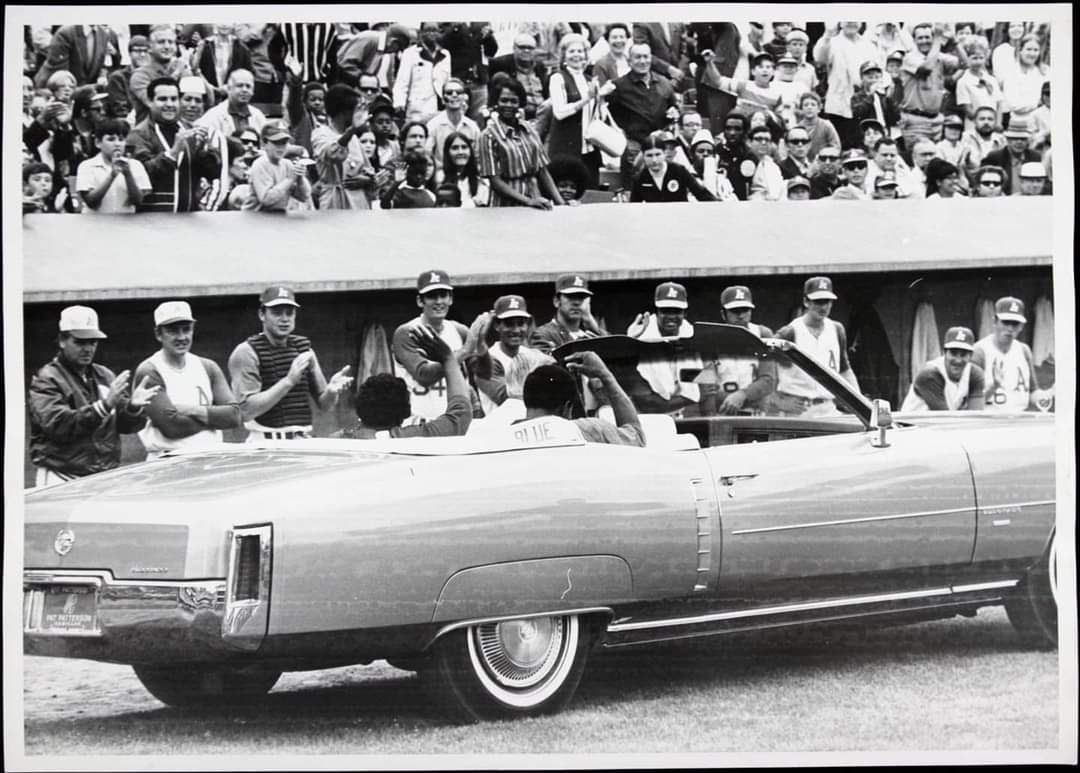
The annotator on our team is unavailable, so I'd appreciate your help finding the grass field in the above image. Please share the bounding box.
[20,607,1060,758]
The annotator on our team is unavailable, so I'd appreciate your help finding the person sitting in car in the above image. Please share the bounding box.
[335,327,471,439]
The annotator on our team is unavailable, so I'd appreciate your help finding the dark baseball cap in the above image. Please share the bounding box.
[804,276,837,301]
[417,270,453,294]
[260,285,301,307]
[555,274,592,296]
[721,285,755,310]
[994,296,1026,323]
[493,294,531,319]
[654,282,688,310]
[859,60,883,75]
[943,326,975,351]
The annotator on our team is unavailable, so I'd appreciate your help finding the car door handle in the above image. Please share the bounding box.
[719,473,759,487]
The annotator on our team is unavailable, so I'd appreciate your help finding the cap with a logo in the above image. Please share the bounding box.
[874,171,899,188]
[840,148,868,165]
[804,276,837,301]
[417,270,453,295]
[260,285,301,308]
[1019,162,1047,178]
[994,296,1026,324]
[786,175,811,192]
[886,48,905,62]
[943,326,975,352]
[1003,115,1033,139]
[721,285,755,310]
[654,282,688,310]
[59,305,107,339]
[261,121,291,142]
[493,294,531,319]
[943,114,964,128]
[859,59,883,75]
[153,301,196,327]
[555,273,592,296]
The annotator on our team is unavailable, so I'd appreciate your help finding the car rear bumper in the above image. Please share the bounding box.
[23,570,237,664]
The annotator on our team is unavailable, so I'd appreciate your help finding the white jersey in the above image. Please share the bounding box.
[393,320,466,421]
[704,322,766,395]
[901,357,972,412]
[975,335,1031,412]
[776,318,841,400]
[138,351,223,457]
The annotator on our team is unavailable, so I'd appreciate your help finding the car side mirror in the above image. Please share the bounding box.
[869,399,892,448]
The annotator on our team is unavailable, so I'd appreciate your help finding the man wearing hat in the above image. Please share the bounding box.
[784,28,818,93]
[935,113,966,166]
[972,297,1037,412]
[196,68,267,137]
[698,286,776,415]
[228,286,353,441]
[392,270,474,422]
[178,75,210,124]
[531,274,608,355]
[786,175,811,200]
[901,327,985,412]
[28,306,160,487]
[851,59,899,137]
[106,34,150,118]
[1018,161,1048,196]
[134,301,241,458]
[770,276,861,416]
[831,148,870,199]
[982,116,1040,195]
[243,121,312,210]
[897,23,959,150]
[469,295,555,416]
[871,170,900,199]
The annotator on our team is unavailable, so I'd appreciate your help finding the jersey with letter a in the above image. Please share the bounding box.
[974,336,1030,411]
[394,319,466,421]
[776,318,840,399]
[901,357,973,411]
[138,351,222,455]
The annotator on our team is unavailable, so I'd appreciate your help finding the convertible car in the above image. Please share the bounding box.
[23,324,1057,720]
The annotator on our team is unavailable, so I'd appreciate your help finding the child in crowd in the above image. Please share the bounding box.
[75,119,151,214]
[23,162,55,213]
[382,151,436,209]
[243,122,313,211]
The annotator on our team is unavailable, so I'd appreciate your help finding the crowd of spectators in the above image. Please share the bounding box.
[22,19,1053,214]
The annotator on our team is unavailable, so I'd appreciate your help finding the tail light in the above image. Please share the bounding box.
[223,525,272,651]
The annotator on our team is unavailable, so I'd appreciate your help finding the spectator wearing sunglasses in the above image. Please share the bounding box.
[809,145,844,199]
[973,164,1006,197]
[779,125,812,179]
[426,76,480,174]
[831,148,870,199]
[233,127,260,164]
[746,124,784,201]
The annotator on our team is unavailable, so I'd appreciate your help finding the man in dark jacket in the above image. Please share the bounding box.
[28,306,159,487]
[34,24,112,87]
[194,23,254,102]
[488,33,550,119]
[438,22,498,120]
[982,117,1041,196]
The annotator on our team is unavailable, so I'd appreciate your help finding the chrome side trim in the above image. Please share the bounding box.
[430,606,613,645]
[979,499,1056,512]
[24,570,222,588]
[951,580,1018,593]
[732,506,976,535]
[691,478,712,592]
[607,587,957,633]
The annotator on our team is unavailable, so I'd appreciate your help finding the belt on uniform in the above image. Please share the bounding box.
[262,430,309,440]
[902,108,941,119]
[777,391,832,406]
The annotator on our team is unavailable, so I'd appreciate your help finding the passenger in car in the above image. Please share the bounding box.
[518,352,644,446]
[768,276,861,417]
[622,281,704,417]
[468,294,554,416]
[698,285,777,415]
[902,326,986,411]
[335,326,472,439]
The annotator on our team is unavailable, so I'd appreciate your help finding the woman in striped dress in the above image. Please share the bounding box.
[477,77,567,208]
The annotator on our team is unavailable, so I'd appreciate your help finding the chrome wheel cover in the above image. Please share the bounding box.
[466,615,580,707]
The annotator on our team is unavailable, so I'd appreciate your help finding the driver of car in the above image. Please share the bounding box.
[515,352,644,447]
[697,285,777,415]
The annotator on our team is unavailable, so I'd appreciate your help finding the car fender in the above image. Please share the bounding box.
[431,555,633,625]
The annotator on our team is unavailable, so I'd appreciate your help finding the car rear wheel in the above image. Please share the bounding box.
[133,664,282,708]
[424,614,593,721]
[1005,535,1058,649]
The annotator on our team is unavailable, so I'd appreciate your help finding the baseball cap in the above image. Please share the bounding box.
[874,171,899,188]
[804,276,838,301]
[786,175,811,192]
[417,270,453,295]
[1019,162,1047,178]
[493,294,531,319]
[943,114,964,128]
[840,148,868,166]
[654,282,688,310]
[720,285,755,310]
[886,48,905,62]
[59,305,107,339]
[786,28,809,43]
[261,121,291,143]
[178,76,207,95]
[859,60,883,75]
[750,51,775,67]
[690,128,715,148]
[368,96,396,118]
[153,301,196,327]
[994,296,1026,324]
[260,285,301,308]
[776,54,798,67]
[943,326,975,352]
[650,129,679,146]
[555,273,592,296]
[860,118,885,134]
[128,34,150,51]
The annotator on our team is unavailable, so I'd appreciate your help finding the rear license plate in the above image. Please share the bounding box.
[24,585,101,636]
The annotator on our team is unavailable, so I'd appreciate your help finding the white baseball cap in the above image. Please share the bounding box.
[59,305,107,339]
[154,301,196,327]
